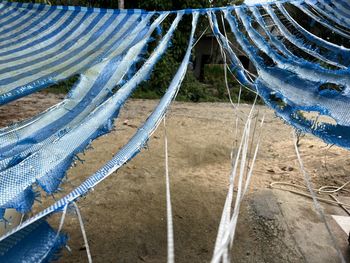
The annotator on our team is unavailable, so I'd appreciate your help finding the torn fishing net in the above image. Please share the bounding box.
[0,0,349,262]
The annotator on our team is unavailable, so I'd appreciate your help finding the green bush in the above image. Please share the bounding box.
[177,71,212,102]
[44,75,79,94]
[46,65,259,104]
[202,64,258,103]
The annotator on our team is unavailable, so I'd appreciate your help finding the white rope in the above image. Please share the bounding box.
[228,115,265,246]
[212,101,264,263]
[211,118,251,263]
[212,114,264,263]
[220,14,236,111]
[164,117,175,263]
[225,118,251,261]
[207,13,266,259]
[193,26,209,48]
[243,115,265,195]
[270,182,350,210]
[210,16,247,255]
[207,11,254,92]
[72,201,93,263]
[318,181,350,194]
[38,204,69,262]
[219,18,244,162]
[57,204,69,239]
[226,117,251,256]
[211,91,258,259]
[212,117,250,258]
[292,131,346,263]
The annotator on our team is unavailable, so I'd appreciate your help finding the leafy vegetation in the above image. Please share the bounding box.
[44,75,80,94]
[127,0,247,103]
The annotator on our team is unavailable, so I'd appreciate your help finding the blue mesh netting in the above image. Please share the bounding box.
[0,0,349,262]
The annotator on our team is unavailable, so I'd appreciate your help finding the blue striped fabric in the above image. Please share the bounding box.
[0,1,150,104]
[337,0,350,12]
[264,5,349,68]
[295,2,350,39]
[0,11,197,248]
[219,2,350,148]
[208,2,350,149]
[276,3,350,66]
[312,0,350,28]
[237,7,350,83]
[0,12,164,213]
[0,15,154,160]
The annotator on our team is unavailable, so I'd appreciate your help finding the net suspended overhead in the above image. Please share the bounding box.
[0,0,348,262]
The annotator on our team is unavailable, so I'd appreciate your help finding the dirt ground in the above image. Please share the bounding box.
[0,92,350,262]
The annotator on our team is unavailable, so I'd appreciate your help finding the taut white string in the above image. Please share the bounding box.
[38,204,69,262]
[72,202,93,263]
[164,117,175,263]
[293,131,345,263]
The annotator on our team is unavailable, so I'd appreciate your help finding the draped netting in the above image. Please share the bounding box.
[0,0,348,262]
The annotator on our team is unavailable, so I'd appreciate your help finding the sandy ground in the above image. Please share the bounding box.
[0,92,350,262]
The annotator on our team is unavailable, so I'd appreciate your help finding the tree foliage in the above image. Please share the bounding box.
[125,0,243,101]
